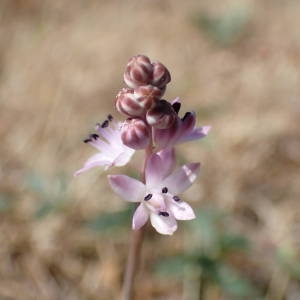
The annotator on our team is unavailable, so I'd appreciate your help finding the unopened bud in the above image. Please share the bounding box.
[132,85,165,112]
[124,55,153,88]
[116,88,146,117]
[121,118,150,150]
[146,100,176,129]
[134,84,165,99]
[151,61,171,88]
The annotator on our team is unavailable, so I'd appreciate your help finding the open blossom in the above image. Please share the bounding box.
[108,148,200,235]
[153,98,211,150]
[74,116,135,176]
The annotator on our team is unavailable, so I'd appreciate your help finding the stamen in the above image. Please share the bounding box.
[101,120,109,128]
[173,196,181,202]
[107,114,113,121]
[159,211,169,217]
[182,112,192,122]
[90,133,99,139]
[83,138,91,143]
[162,187,168,193]
[172,102,181,114]
[144,194,152,201]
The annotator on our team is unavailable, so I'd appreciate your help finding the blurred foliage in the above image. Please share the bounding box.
[155,208,260,299]
[0,194,11,212]
[193,6,252,46]
[25,172,69,218]
[277,247,300,280]
[85,205,133,233]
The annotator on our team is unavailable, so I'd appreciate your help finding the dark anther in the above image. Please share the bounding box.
[90,133,99,139]
[107,114,113,121]
[162,187,168,193]
[159,211,169,217]
[101,120,109,128]
[172,102,181,114]
[173,196,181,202]
[144,194,152,201]
[83,138,91,143]
[182,112,192,122]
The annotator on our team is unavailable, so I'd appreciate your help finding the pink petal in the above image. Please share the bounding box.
[108,175,145,202]
[113,150,135,167]
[132,204,149,230]
[163,163,200,195]
[168,200,196,220]
[179,126,211,143]
[179,112,196,137]
[74,153,111,176]
[150,212,178,235]
[157,148,176,178]
[145,154,165,187]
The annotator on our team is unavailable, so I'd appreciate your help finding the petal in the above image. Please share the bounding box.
[168,200,196,220]
[157,148,176,178]
[113,148,135,167]
[145,154,165,187]
[150,212,177,235]
[178,125,211,143]
[74,153,111,176]
[154,118,181,150]
[108,175,145,202]
[132,204,149,230]
[163,163,200,195]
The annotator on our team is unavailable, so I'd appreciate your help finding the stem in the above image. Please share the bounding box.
[122,226,146,300]
[198,272,206,300]
[122,138,153,300]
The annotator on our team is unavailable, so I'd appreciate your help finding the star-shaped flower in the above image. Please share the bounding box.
[74,116,135,176]
[108,148,200,235]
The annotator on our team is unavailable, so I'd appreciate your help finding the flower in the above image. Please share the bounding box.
[108,148,200,235]
[74,116,135,176]
[153,98,211,150]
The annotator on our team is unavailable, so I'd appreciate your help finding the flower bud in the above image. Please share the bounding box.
[132,85,165,112]
[151,61,171,88]
[134,84,165,99]
[146,100,176,129]
[124,55,153,88]
[121,118,150,150]
[116,88,146,117]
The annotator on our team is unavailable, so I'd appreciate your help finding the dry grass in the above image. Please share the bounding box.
[1,0,300,299]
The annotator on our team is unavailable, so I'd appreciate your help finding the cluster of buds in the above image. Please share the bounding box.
[76,54,210,235]
[116,55,178,149]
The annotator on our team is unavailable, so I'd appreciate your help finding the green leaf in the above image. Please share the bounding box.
[25,173,46,195]
[0,194,11,212]
[277,247,300,279]
[193,6,251,46]
[220,234,250,253]
[35,202,57,218]
[215,264,258,298]
[154,255,190,278]
[190,209,223,253]
[85,207,133,232]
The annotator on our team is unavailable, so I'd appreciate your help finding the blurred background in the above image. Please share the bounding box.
[1,0,300,299]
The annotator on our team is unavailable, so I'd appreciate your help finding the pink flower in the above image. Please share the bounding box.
[108,149,200,235]
[74,116,135,176]
[153,98,211,151]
